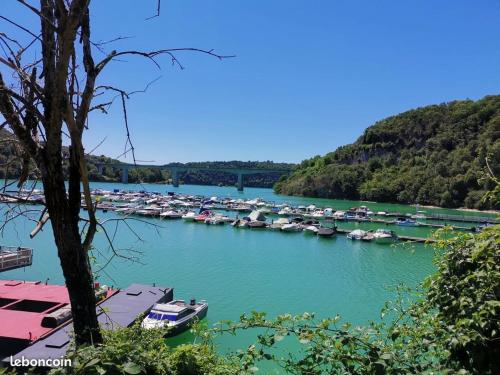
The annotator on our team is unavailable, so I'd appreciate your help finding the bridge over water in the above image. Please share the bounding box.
[95,163,294,191]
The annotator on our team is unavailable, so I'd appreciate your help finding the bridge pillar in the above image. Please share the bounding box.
[97,164,104,175]
[172,169,180,187]
[237,173,244,191]
[121,167,129,184]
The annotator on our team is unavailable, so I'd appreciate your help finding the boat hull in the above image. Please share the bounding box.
[164,305,209,337]
[374,237,395,244]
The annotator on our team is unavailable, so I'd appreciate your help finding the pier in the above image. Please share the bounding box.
[2,283,172,363]
[95,162,294,191]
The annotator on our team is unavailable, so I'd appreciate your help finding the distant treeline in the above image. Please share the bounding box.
[87,160,294,187]
[0,136,293,188]
[275,95,500,210]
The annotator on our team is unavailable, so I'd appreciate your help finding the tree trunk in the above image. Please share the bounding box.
[41,146,102,346]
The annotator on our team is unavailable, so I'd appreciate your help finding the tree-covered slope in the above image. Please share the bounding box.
[275,95,500,209]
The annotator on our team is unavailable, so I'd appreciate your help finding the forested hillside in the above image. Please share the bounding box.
[275,95,500,209]
[0,130,292,188]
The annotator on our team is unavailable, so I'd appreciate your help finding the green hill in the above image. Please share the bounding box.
[274,95,500,209]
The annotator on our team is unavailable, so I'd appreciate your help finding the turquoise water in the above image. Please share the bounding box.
[3,182,489,359]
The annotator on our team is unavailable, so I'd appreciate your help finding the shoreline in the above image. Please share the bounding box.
[411,203,499,215]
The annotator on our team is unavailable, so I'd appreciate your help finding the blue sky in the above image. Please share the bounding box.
[3,0,500,164]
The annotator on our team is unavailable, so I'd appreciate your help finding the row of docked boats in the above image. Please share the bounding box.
[147,205,396,242]
[88,189,429,224]
[180,208,397,241]
[3,187,496,230]
[181,208,340,237]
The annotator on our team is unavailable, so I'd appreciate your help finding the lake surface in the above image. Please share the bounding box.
[3,182,490,359]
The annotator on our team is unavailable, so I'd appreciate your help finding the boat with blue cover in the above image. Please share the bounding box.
[141,299,208,336]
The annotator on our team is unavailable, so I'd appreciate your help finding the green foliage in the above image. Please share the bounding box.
[276,95,500,209]
[427,226,500,373]
[46,323,238,375]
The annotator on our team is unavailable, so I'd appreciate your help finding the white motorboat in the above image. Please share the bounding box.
[141,299,208,336]
[347,229,368,240]
[160,210,182,219]
[304,225,319,235]
[182,211,197,221]
[205,215,231,225]
[281,223,302,232]
[269,218,290,230]
[373,229,397,243]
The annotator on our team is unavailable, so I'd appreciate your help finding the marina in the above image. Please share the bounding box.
[3,186,494,246]
[0,183,496,358]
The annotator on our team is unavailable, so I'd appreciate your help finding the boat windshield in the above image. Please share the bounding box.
[147,312,178,321]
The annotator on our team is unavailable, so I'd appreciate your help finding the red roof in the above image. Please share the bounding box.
[0,280,69,303]
[0,280,70,341]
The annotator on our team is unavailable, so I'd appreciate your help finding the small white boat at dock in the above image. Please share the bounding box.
[160,210,182,219]
[372,229,397,243]
[281,223,302,232]
[347,229,368,240]
[182,211,197,221]
[141,299,208,336]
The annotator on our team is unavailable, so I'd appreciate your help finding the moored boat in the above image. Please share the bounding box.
[361,232,375,241]
[317,227,336,237]
[372,229,397,243]
[269,218,290,230]
[395,217,419,226]
[303,225,319,235]
[141,299,208,336]
[205,215,230,225]
[182,211,197,221]
[160,210,182,219]
[281,223,302,232]
[347,229,368,240]
[247,220,267,228]
[194,210,212,222]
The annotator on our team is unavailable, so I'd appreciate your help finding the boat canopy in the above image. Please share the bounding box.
[350,229,367,236]
[147,311,179,321]
[274,218,290,224]
[152,303,186,313]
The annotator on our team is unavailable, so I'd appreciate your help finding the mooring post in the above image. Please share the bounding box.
[121,167,129,184]
[237,172,244,191]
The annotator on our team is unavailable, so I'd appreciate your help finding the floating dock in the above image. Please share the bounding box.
[1,281,172,363]
[0,247,33,272]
